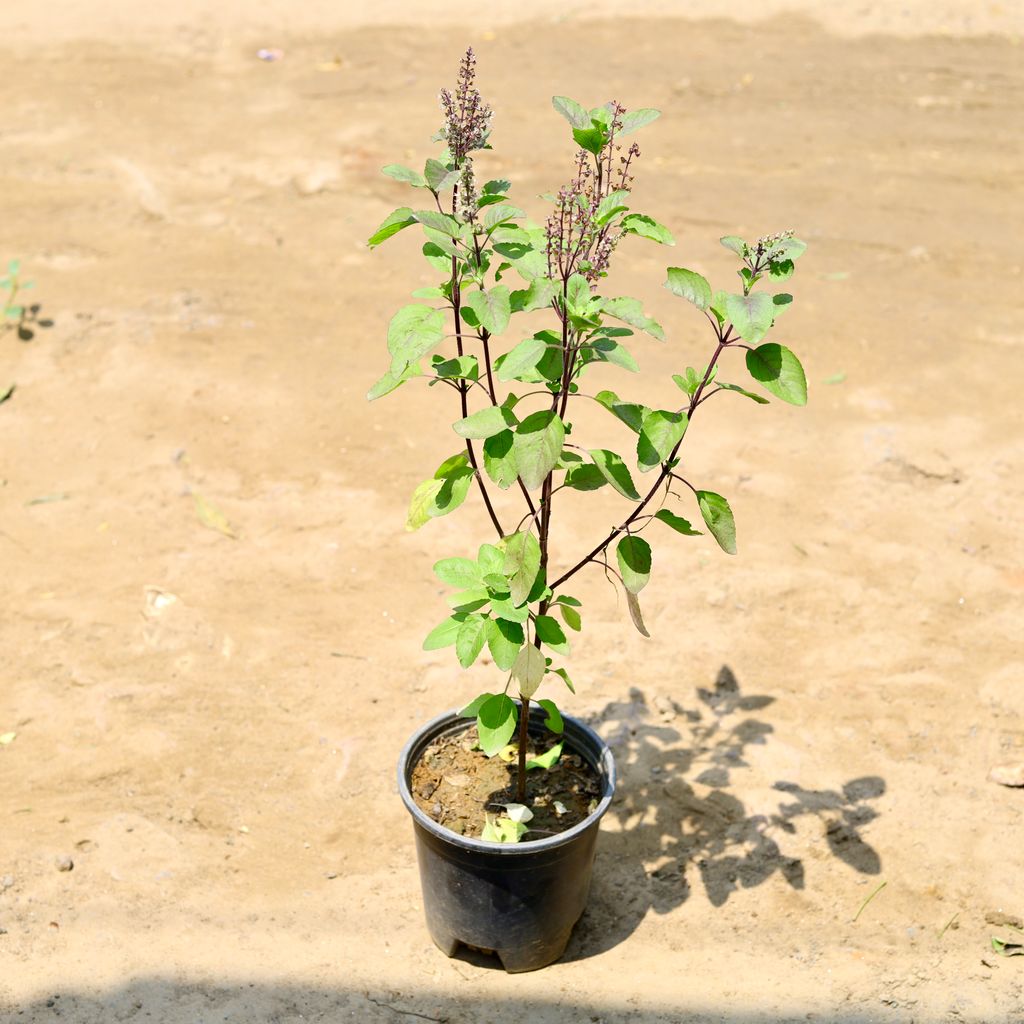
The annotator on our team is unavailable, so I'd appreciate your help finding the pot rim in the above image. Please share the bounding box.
[397,705,616,856]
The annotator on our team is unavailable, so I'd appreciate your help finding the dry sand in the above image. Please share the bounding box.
[2,2,1023,1022]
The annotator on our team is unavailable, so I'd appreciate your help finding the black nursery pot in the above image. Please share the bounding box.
[397,704,616,973]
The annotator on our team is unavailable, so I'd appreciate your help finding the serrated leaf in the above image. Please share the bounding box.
[458,692,492,718]
[618,108,660,136]
[589,449,640,500]
[423,158,459,191]
[573,126,607,155]
[724,293,775,344]
[431,354,479,381]
[584,337,640,373]
[413,210,461,237]
[526,741,563,770]
[465,286,511,336]
[513,645,546,699]
[455,615,489,668]
[537,698,564,734]
[497,336,549,381]
[535,615,570,655]
[367,207,416,248]
[503,530,542,607]
[367,361,420,401]
[664,267,712,310]
[655,509,702,536]
[616,535,652,593]
[564,464,607,492]
[601,296,665,340]
[482,430,518,489]
[552,95,591,129]
[717,381,770,404]
[487,618,524,672]
[626,590,651,637]
[477,694,518,756]
[697,490,737,555]
[621,214,674,245]
[387,305,446,369]
[637,409,687,472]
[433,557,481,589]
[594,190,632,226]
[483,204,525,230]
[510,277,556,314]
[423,613,468,651]
[453,405,518,439]
[513,410,565,490]
[594,390,646,433]
[382,164,427,188]
[720,235,747,257]
[746,343,807,406]
[483,178,511,195]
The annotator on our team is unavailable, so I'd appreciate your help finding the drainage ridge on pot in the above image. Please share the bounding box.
[397,705,616,971]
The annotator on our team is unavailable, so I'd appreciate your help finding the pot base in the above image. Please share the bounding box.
[427,916,577,974]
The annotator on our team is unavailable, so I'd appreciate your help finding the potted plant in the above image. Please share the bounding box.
[368,48,808,972]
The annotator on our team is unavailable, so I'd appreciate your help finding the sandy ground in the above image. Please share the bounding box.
[2,3,1024,1022]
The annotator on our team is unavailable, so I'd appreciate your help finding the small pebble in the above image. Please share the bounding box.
[1,875,13,890]
[55,855,74,872]
[325,872,338,880]
[431,802,443,818]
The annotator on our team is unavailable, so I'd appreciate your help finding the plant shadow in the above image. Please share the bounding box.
[564,666,885,961]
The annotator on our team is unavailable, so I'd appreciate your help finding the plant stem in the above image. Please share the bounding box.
[516,695,530,802]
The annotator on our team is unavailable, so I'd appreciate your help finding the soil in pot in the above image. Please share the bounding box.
[409,724,602,841]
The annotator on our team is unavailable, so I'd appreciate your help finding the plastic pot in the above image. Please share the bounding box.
[397,704,616,973]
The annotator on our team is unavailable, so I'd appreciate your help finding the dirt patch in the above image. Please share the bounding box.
[410,725,602,840]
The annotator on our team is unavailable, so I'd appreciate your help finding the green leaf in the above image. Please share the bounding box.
[558,603,582,632]
[768,259,794,283]
[564,464,607,492]
[589,449,640,500]
[540,700,565,733]
[671,367,702,398]
[594,190,632,226]
[483,178,512,195]
[772,293,793,315]
[745,343,807,406]
[584,337,639,372]
[618,108,660,135]
[465,286,511,336]
[510,277,556,314]
[655,509,702,536]
[637,409,687,472]
[513,645,546,698]
[448,587,489,612]
[453,405,518,439]
[432,354,479,381]
[413,210,461,237]
[552,666,575,693]
[482,430,518,489]
[697,490,737,555]
[497,336,549,381]
[601,296,665,340]
[478,543,504,575]
[489,597,529,623]
[382,164,427,188]
[776,237,807,261]
[477,694,518,756]
[594,390,646,433]
[423,158,459,191]
[406,466,475,530]
[526,741,563,770]
[626,590,651,637]
[716,381,770,404]
[483,204,525,230]
[720,235,748,257]
[367,361,420,401]
[513,411,565,490]
[572,126,607,155]
[423,613,468,650]
[458,692,492,718]
[387,305,446,369]
[664,267,712,310]
[456,615,489,668]
[535,615,570,655]
[406,478,444,531]
[724,293,774,344]
[368,207,417,248]
[566,274,593,315]
[433,557,481,589]
[621,214,674,245]
[616,535,652,593]
[487,618,524,672]
[504,531,542,607]
[552,95,591,129]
